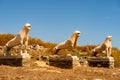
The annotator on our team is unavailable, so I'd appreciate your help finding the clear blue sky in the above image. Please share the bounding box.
[0,0,120,49]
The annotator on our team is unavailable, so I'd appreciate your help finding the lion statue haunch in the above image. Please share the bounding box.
[4,23,31,56]
[91,36,112,57]
[53,30,81,54]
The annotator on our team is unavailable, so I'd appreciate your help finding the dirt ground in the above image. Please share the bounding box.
[0,60,120,80]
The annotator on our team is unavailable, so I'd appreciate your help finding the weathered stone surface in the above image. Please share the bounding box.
[0,53,31,67]
[47,55,80,69]
[21,53,31,67]
[87,56,114,68]
[0,55,22,66]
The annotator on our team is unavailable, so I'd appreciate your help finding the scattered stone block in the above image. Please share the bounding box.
[21,53,31,67]
[79,57,88,67]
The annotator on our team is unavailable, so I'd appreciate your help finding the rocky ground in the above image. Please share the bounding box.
[0,60,120,80]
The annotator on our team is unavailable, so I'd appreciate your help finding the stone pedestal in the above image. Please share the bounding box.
[0,53,31,67]
[47,55,80,69]
[87,57,114,68]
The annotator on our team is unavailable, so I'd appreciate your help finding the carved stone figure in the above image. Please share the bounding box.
[91,36,112,57]
[4,23,31,55]
[53,30,80,54]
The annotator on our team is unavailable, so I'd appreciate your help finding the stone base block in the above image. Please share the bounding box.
[0,53,31,67]
[47,55,80,69]
[87,57,114,68]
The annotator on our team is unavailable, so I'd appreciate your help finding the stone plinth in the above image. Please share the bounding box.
[0,53,31,67]
[0,55,22,66]
[48,55,80,69]
[87,57,114,68]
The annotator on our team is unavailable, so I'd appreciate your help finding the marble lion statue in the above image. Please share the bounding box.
[91,36,112,57]
[53,30,81,54]
[4,23,31,56]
